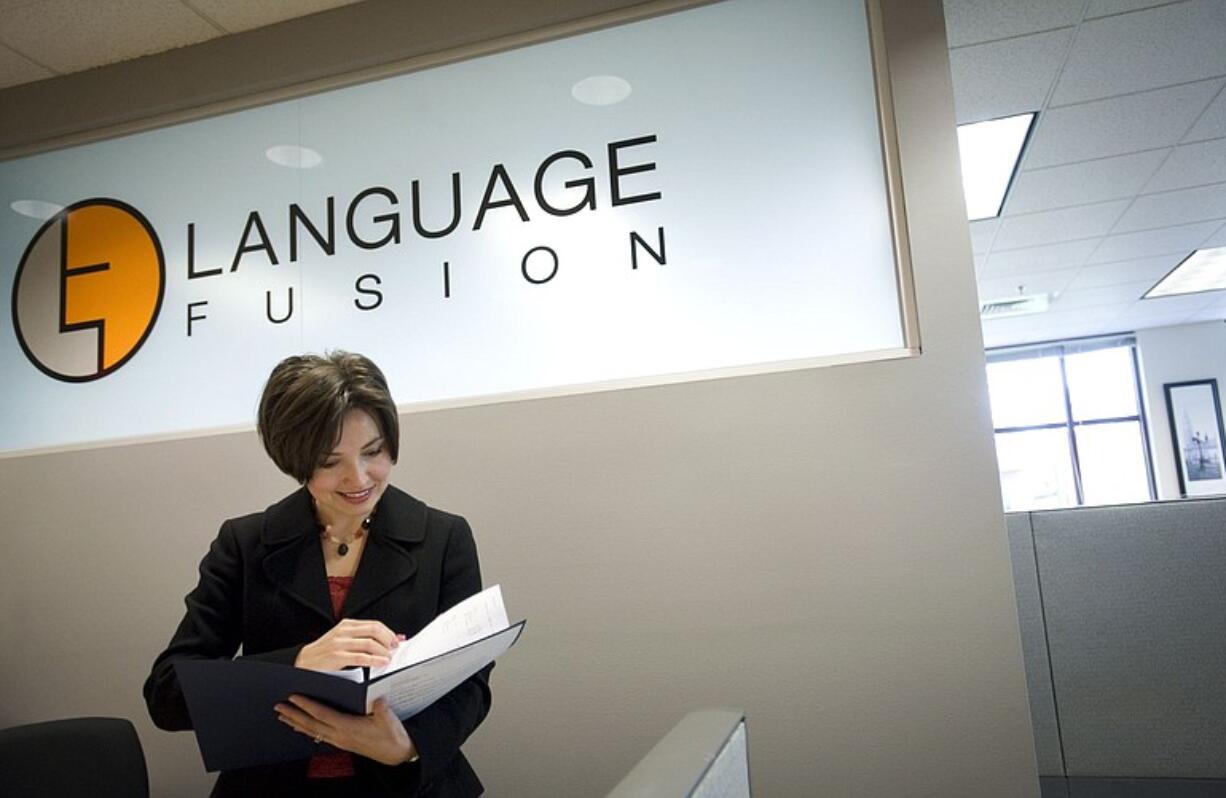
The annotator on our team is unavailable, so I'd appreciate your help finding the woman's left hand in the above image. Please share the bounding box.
[275,696,417,766]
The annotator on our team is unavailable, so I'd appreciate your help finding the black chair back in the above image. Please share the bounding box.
[0,717,149,798]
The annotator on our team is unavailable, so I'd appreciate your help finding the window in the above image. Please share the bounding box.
[986,336,1155,511]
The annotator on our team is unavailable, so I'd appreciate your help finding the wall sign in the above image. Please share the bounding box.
[0,0,914,453]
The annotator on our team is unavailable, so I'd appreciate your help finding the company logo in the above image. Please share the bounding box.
[12,198,165,382]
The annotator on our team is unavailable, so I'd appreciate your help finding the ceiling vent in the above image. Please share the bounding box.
[979,293,1049,319]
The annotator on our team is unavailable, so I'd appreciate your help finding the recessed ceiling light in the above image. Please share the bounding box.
[11,199,63,220]
[1144,247,1226,298]
[265,144,323,169]
[571,75,632,106]
[956,112,1035,221]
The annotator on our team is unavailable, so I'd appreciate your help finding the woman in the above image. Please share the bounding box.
[144,352,491,797]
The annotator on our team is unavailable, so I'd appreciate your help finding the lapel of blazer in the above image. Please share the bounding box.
[342,485,424,618]
[260,488,335,626]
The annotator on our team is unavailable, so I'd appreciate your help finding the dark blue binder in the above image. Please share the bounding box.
[175,620,524,772]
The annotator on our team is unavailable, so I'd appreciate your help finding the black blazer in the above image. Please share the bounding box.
[144,485,491,798]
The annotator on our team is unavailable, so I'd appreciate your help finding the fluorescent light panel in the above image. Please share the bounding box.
[1144,247,1226,298]
[957,112,1035,221]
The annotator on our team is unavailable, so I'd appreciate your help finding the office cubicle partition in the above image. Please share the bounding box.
[1007,498,1226,797]
[607,710,750,798]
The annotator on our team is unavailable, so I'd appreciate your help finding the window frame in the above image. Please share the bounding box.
[986,334,1157,508]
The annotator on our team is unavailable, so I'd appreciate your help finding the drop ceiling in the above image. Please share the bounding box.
[946,0,1226,347]
[1,0,1223,350]
[0,0,363,86]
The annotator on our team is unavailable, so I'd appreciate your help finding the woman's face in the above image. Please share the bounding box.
[307,409,392,526]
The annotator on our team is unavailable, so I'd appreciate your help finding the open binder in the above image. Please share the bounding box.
[175,585,524,772]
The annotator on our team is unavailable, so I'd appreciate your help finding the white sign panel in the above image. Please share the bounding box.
[0,0,908,453]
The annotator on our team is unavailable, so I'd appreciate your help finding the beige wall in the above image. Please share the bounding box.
[0,1,1040,795]
[1137,321,1226,499]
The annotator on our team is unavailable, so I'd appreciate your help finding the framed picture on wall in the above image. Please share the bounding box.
[1164,379,1226,498]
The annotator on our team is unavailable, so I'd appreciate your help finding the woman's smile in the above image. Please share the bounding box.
[339,486,375,504]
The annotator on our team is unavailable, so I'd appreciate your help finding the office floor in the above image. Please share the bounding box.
[1040,777,1226,797]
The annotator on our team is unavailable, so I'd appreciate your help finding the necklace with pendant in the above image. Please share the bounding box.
[321,515,372,556]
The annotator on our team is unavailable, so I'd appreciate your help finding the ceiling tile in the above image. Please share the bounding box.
[1184,87,1226,143]
[1188,304,1226,323]
[1045,304,1130,327]
[949,29,1072,123]
[984,313,1130,348]
[1050,280,1155,310]
[982,239,1101,275]
[1028,313,1138,346]
[0,41,54,89]
[970,218,1001,254]
[1199,221,1226,249]
[994,200,1128,250]
[1064,254,1183,290]
[981,308,1120,346]
[187,0,362,33]
[1187,294,1226,315]
[982,315,1054,348]
[1050,1,1226,106]
[1025,80,1224,169]
[978,268,1079,301]
[1127,314,1203,332]
[1129,291,1218,317]
[1087,220,1222,263]
[1143,138,1226,193]
[2,0,219,74]
[943,0,1083,48]
[1006,149,1167,214]
[1085,0,1183,16]
[1112,183,1226,233]
[1192,289,1226,305]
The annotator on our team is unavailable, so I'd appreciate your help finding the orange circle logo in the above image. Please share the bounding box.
[11,199,165,382]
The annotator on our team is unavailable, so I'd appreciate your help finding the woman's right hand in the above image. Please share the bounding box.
[294,619,403,671]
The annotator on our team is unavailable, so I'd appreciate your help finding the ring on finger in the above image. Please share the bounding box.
[313,733,324,744]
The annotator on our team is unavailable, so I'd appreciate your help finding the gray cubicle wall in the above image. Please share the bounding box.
[1007,499,1226,796]
[607,710,750,798]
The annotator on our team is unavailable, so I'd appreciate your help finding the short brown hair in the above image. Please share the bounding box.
[257,351,400,483]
